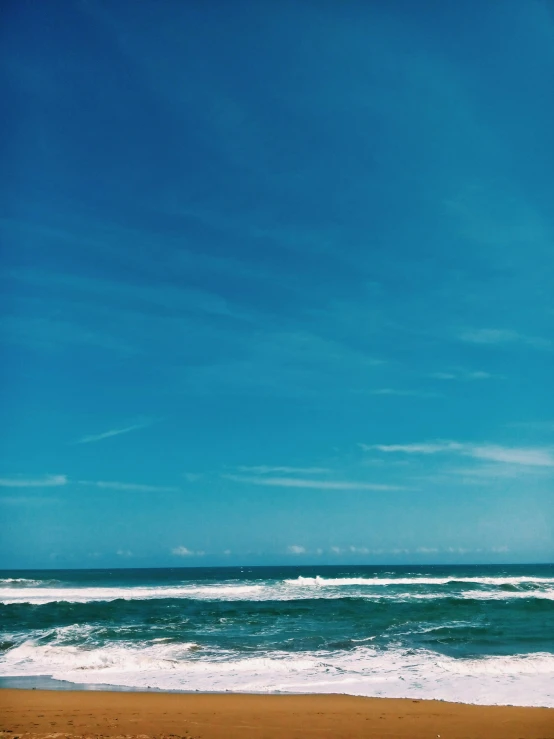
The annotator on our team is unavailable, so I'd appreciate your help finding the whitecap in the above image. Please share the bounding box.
[1,638,552,707]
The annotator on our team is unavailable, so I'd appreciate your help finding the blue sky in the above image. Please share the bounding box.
[1,0,553,568]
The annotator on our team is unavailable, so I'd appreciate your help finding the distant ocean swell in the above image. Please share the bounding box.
[0,566,553,706]
[2,575,553,604]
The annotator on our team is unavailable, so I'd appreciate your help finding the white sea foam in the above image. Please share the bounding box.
[0,578,48,586]
[286,575,554,587]
[0,583,267,605]
[1,574,553,605]
[392,590,554,601]
[0,636,552,707]
[460,589,554,601]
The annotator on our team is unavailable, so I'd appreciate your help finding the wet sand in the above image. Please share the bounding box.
[1,689,553,739]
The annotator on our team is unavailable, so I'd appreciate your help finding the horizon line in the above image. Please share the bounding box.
[1,561,552,571]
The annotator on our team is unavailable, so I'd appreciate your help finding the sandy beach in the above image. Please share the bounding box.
[1,689,553,739]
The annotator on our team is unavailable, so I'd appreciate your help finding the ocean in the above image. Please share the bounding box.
[1,565,553,706]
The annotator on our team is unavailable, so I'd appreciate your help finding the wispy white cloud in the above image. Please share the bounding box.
[429,369,496,381]
[223,474,405,491]
[80,480,180,492]
[237,465,330,474]
[360,442,463,454]
[75,421,151,444]
[469,445,554,467]
[0,475,180,493]
[369,388,441,398]
[116,549,133,557]
[171,546,204,556]
[0,496,59,505]
[287,544,306,554]
[443,547,508,555]
[362,441,554,467]
[459,328,552,350]
[330,546,414,555]
[0,474,67,488]
[288,545,509,557]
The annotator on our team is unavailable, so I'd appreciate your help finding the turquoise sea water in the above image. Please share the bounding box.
[1,565,553,706]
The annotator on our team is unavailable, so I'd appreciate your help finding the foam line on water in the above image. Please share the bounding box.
[0,578,54,587]
[0,637,552,707]
[286,575,554,586]
[0,584,266,604]
[2,579,554,604]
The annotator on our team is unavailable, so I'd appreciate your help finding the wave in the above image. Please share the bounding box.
[0,633,552,707]
[0,583,267,605]
[0,578,54,587]
[459,589,554,601]
[286,575,554,587]
[2,578,553,605]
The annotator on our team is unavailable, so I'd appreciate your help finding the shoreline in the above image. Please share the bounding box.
[1,689,554,739]
[0,675,179,693]
[1,675,554,708]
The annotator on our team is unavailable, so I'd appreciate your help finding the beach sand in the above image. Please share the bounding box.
[1,689,553,739]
